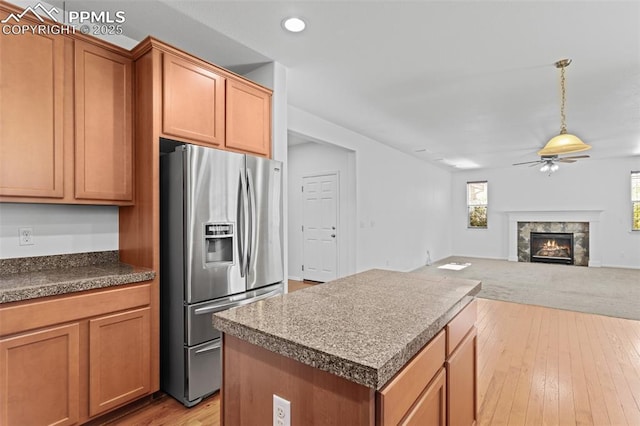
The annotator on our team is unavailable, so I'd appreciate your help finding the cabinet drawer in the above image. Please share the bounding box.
[446,299,476,356]
[378,330,445,426]
[0,283,151,337]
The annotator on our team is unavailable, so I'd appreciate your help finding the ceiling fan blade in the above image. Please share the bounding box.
[558,159,577,163]
[512,160,542,166]
[559,155,590,160]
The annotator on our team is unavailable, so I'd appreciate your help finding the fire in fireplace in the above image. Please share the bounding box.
[530,232,574,265]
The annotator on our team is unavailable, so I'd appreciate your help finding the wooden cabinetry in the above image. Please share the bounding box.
[226,78,271,156]
[401,368,446,426]
[0,283,152,424]
[89,307,151,417]
[445,300,478,426]
[0,26,66,198]
[162,54,226,146]
[221,299,477,426]
[0,3,133,205]
[378,330,445,425]
[143,39,272,156]
[0,323,80,426]
[75,40,133,202]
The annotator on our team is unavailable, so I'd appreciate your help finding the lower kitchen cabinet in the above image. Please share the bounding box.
[377,330,446,425]
[0,283,152,425]
[446,327,477,426]
[89,307,151,417]
[445,300,478,426]
[0,323,80,426]
[401,368,446,426]
[377,300,477,426]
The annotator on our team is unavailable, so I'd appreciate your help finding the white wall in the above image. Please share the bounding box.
[0,203,119,259]
[452,157,640,268]
[288,106,453,272]
[288,141,356,280]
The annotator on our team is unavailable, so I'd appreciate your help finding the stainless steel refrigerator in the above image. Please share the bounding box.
[160,143,284,407]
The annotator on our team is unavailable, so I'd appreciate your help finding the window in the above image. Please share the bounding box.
[633,171,640,231]
[467,181,488,228]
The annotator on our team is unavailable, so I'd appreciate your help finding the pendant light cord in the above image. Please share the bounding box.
[559,63,567,135]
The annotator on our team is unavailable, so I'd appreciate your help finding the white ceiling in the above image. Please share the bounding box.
[60,1,640,170]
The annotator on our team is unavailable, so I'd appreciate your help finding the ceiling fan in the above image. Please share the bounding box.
[513,154,590,174]
[512,58,592,175]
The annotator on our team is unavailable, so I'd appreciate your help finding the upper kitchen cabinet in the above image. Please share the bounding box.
[162,54,226,147]
[0,28,67,198]
[225,79,272,157]
[0,1,133,205]
[75,40,133,202]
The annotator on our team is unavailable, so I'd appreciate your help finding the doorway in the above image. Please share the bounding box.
[301,173,339,282]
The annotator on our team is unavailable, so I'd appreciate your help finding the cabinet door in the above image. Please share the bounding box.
[446,327,477,426]
[0,29,64,198]
[163,54,225,146]
[0,323,80,426]
[75,40,133,201]
[401,368,446,426]
[225,79,271,156]
[89,307,151,417]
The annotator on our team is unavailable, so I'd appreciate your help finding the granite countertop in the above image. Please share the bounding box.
[0,251,155,304]
[212,269,481,390]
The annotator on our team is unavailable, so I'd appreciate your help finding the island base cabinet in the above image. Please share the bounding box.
[444,300,477,426]
[377,331,445,426]
[0,323,80,426]
[446,327,477,426]
[222,334,375,426]
[400,368,446,426]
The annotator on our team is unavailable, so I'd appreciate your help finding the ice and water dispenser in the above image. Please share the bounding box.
[204,223,233,265]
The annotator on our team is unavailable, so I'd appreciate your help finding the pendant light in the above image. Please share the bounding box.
[538,59,591,156]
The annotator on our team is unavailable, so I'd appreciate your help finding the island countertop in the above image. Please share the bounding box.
[212,269,481,390]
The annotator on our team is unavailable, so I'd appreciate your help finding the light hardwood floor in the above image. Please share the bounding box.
[106,297,640,425]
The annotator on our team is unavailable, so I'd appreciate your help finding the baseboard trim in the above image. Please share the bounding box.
[288,276,302,282]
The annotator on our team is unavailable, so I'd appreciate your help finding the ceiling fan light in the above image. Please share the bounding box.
[540,163,550,172]
[550,163,559,172]
[537,133,591,156]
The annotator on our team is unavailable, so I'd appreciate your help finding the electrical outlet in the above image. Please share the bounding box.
[19,227,34,246]
[273,394,290,426]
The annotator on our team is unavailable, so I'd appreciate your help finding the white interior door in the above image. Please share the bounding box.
[302,173,338,282]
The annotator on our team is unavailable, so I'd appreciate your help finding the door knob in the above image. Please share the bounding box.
[332,226,336,230]
[331,234,336,238]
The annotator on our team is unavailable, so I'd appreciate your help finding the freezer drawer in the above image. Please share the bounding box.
[186,300,223,346]
[186,284,284,346]
[186,339,221,403]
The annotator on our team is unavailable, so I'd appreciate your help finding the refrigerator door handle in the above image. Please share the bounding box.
[246,168,258,274]
[193,287,282,315]
[194,340,222,354]
[238,169,249,277]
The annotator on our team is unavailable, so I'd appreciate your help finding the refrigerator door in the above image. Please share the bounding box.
[245,155,284,290]
[185,145,247,303]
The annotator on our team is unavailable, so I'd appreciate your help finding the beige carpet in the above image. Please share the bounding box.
[412,256,640,321]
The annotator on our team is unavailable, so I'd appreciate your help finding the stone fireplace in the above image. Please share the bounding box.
[518,222,589,266]
[507,210,603,267]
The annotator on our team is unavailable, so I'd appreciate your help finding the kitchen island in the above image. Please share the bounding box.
[213,269,481,425]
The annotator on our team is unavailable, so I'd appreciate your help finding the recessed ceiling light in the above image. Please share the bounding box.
[282,17,306,33]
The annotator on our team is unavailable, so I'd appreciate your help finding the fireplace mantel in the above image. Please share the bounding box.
[506,210,603,267]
